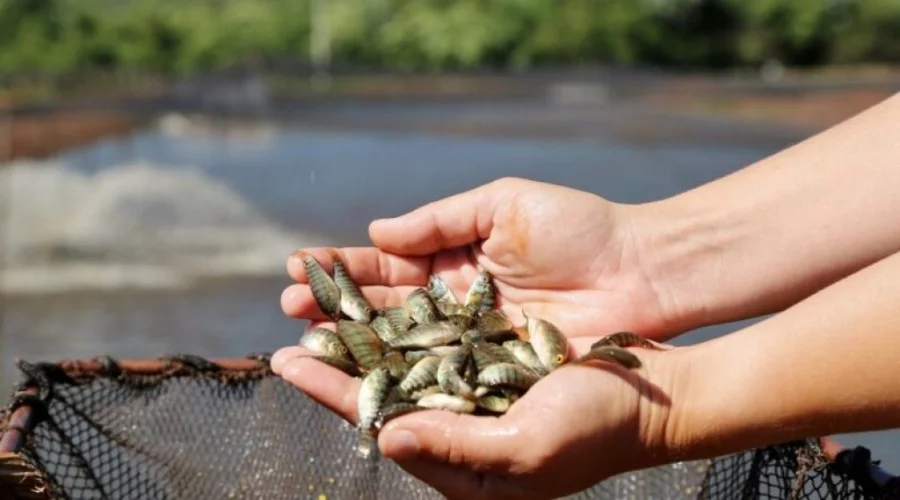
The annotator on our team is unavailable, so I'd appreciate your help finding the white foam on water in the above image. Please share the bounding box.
[0,159,333,295]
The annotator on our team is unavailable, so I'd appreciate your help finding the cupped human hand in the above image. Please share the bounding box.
[271,335,684,500]
[281,177,685,341]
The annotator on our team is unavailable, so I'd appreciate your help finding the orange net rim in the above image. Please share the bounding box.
[0,354,898,498]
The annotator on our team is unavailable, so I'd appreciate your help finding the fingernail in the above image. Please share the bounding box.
[383,429,419,458]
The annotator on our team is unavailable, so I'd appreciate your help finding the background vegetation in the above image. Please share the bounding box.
[0,0,898,77]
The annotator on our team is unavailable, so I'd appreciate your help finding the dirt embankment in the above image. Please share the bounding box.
[0,110,138,161]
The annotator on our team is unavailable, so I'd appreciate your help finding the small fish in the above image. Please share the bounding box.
[524,311,569,372]
[356,367,392,458]
[474,310,517,342]
[404,288,443,325]
[471,339,517,371]
[298,327,351,360]
[299,252,341,320]
[407,384,443,400]
[436,302,474,318]
[298,354,362,377]
[460,328,484,344]
[437,344,474,398]
[427,274,458,304]
[474,386,521,401]
[477,362,540,390]
[428,345,463,357]
[476,394,512,414]
[417,393,476,414]
[381,350,409,381]
[403,350,433,364]
[370,316,400,343]
[381,306,414,332]
[398,356,441,394]
[336,320,385,370]
[590,331,667,351]
[375,403,426,430]
[386,317,468,351]
[464,265,495,313]
[575,346,642,369]
[329,250,375,322]
[502,339,548,376]
[384,384,407,406]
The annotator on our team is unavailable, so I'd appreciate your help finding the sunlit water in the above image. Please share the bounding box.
[1,111,896,471]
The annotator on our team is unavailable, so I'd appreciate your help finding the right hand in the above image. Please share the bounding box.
[282,177,687,341]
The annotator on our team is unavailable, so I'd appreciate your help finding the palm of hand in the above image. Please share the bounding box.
[282,181,668,340]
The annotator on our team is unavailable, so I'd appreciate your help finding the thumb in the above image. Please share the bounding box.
[369,179,510,256]
[378,410,525,474]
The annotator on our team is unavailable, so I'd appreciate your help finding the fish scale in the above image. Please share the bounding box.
[356,367,392,458]
[404,288,443,325]
[300,252,342,319]
[386,318,467,350]
[336,320,384,370]
[331,252,374,322]
[398,356,441,394]
[477,362,541,390]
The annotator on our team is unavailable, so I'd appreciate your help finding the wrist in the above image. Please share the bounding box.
[620,198,745,338]
[659,334,782,463]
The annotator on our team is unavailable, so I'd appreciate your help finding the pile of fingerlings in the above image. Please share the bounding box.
[295,250,662,457]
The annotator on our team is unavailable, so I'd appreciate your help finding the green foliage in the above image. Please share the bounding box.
[0,0,897,76]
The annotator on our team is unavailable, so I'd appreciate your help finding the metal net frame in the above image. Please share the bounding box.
[0,354,898,500]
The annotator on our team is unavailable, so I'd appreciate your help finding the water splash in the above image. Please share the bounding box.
[0,159,333,294]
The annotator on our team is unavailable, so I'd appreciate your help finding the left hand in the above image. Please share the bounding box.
[271,333,685,500]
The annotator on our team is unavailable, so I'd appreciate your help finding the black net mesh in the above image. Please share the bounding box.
[1,354,897,500]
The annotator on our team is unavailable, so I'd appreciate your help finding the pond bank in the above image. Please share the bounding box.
[1,66,898,161]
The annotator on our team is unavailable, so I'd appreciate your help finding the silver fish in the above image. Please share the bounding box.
[427,274,458,304]
[381,350,409,380]
[381,306,414,332]
[356,366,392,458]
[575,345,642,369]
[464,265,495,313]
[296,354,362,377]
[417,393,476,414]
[330,250,374,322]
[398,355,441,394]
[404,288,443,325]
[375,403,426,430]
[590,331,667,351]
[386,317,468,351]
[437,344,474,398]
[407,384,443,400]
[476,394,512,413]
[299,326,351,360]
[477,362,540,390]
[474,310,516,342]
[524,311,569,372]
[371,315,400,343]
[502,339,548,376]
[336,320,384,371]
[299,252,341,320]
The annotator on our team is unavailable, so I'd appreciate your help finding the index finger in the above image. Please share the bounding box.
[287,247,431,287]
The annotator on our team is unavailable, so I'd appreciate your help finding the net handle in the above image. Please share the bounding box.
[0,387,37,454]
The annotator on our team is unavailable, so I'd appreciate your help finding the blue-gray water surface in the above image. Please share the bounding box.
[2,105,897,474]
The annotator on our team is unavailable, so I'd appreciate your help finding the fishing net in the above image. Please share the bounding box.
[0,354,897,500]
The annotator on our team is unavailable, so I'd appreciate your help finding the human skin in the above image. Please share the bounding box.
[273,91,900,498]
[272,246,900,499]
